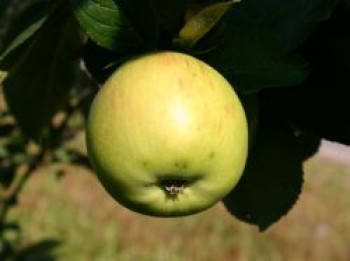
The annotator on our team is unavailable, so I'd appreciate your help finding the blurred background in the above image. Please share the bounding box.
[3,120,350,261]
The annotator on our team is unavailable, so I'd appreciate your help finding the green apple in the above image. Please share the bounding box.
[86,51,248,217]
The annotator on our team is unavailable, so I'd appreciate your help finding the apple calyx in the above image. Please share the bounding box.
[161,179,186,196]
[157,174,200,198]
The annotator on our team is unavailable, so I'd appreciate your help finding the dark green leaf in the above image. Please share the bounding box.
[3,5,81,140]
[223,101,320,231]
[239,94,260,150]
[83,39,136,84]
[265,3,350,145]
[0,16,47,60]
[0,0,53,67]
[0,0,11,14]
[174,0,237,50]
[229,0,338,49]
[113,0,159,48]
[0,0,16,49]
[201,25,309,93]
[0,70,7,84]
[346,0,350,8]
[114,0,186,46]
[152,0,186,36]
[70,0,140,51]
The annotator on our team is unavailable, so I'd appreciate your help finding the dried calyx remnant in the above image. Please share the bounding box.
[160,179,186,196]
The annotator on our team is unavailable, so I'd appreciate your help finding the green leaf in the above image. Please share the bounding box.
[113,0,160,48]
[152,0,186,36]
[0,0,53,67]
[69,0,140,51]
[265,3,350,145]
[83,40,136,84]
[346,0,350,8]
[0,16,47,61]
[240,94,260,150]
[223,101,320,231]
[0,0,16,48]
[174,0,238,50]
[0,70,7,84]
[229,0,338,49]
[201,25,309,93]
[3,5,81,140]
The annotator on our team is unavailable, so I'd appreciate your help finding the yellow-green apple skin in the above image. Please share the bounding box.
[86,51,248,217]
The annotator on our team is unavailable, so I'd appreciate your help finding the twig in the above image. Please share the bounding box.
[0,152,43,228]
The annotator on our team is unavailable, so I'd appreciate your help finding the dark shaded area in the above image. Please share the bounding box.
[15,239,61,261]
[223,97,321,231]
[83,39,130,84]
[264,2,350,144]
[0,239,61,261]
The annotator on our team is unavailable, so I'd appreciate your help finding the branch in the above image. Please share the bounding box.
[0,152,43,226]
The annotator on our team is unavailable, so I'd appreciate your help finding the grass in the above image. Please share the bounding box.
[6,150,350,261]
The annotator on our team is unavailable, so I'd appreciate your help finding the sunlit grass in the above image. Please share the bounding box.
[7,153,350,261]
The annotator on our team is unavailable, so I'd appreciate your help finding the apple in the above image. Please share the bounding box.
[86,51,248,217]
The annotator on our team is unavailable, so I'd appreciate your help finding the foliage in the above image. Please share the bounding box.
[0,1,349,254]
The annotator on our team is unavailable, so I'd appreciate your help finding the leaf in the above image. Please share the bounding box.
[113,0,159,48]
[229,0,338,49]
[81,1,187,83]
[265,3,350,145]
[0,0,16,48]
[239,94,260,150]
[0,0,53,67]
[152,0,186,36]
[3,5,81,140]
[223,100,321,231]
[201,25,309,93]
[69,0,140,51]
[174,0,238,50]
[0,16,47,61]
[0,70,7,84]
[83,39,133,84]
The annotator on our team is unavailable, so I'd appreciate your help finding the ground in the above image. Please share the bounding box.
[6,137,350,261]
